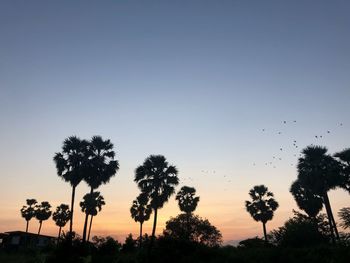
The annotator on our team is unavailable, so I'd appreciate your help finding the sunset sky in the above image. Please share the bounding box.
[0,1,349,244]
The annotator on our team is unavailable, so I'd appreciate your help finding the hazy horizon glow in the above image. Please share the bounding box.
[1,0,349,243]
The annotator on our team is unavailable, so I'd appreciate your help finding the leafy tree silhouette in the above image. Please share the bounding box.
[290,180,323,219]
[35,201,52,235]
[338,207,350,230]
[20,199,37,234]
[82,136,119,242]
[80,191,105,242]
[52,204,71,241]
[175,186,200,239]
[53,136,88,236]
[130,193,152,248]
[245,185,279,242]
[297,146,342,242]
[163,213,222,247]
[334,148,350,193]
[134,155,179,249]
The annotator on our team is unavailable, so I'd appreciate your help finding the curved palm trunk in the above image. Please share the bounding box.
[58,226,62,241]
[25,220,29,233]
[262,222,267,242]
[149,208,158,249]
[139,222,143,248]
[87,215,94,242]
[323,192,338,242]
[83,188,94,242]
[38,221,43,235]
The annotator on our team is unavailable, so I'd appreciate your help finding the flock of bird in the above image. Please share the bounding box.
[181,120,345,191]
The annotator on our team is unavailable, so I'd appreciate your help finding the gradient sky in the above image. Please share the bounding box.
[0,0,349,243]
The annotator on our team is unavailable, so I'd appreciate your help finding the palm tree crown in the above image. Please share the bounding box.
[130,193,152,224]
[52,204,71,228]
[53,136,89,187]
[334,148,350,193]
[290,180,323,218]
[134,155,179,210]
[245,185,279,224]
[80,192,105,217]
[84,136,119,190]
[176,186,200,214]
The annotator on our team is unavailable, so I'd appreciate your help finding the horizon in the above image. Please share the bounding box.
[1,0,349,244]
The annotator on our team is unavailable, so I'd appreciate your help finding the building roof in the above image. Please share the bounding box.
[5,231,55,239]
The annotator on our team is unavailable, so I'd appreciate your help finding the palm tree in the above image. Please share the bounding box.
[53,136,89,235]
[35,201,52,235]
[82,136,119,242]
[52,204,71,241]
[245,185,279,242]
[176,186,200,239]
[338,207,350,229]
[176,186,200,214]
[130,193,152,247]
[80,191,105,242]
[134,155,179,247]
[334,148,350,193]
[20,199,37,233]
[297,146,342,242]
[290,180,323,219]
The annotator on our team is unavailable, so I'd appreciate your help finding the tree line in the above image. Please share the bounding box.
[20,136,350,248]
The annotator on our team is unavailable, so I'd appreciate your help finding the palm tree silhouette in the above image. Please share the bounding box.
[52,204,71,241]
[176,186,200,239]
[334,148,350,193]
[53,136,88,235]
[130,193,152,247]
[80,191,105,242]
[245,185,279,242]
[134,155,179,247]
[35,201,52,235]
[82,136,119,242]
[290,180,323,218]
[297,146,342,242]
[20,199,37,234]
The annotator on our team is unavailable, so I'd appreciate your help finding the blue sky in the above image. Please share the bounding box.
[0,0,349,241]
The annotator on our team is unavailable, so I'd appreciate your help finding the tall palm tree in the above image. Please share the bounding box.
[53,136,88,235]
[297,146,342,242]
[80,191,105,242]
[134,155,179,247]
[82,136,119,242]
[35,201,52,235]
[130,193,152,247]
[176,186,200,239]
[334,148,350,193]
[245,185,279,242]
[52,204,71,241]
[290,180,323,219]
[20,199,37,233]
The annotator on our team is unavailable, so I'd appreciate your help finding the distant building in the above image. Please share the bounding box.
[0,231,55,249]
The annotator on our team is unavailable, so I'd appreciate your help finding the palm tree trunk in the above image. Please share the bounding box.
[38,221,42,235]
[323,192,339,241]
[58,226,62,240]
[69,186,76,235]
[25,220,29,247]
[139,222,143,248]
[151,208,157,240]
[323,192,336,243]
[26,220,29,233]
[186,212,190,240]
[83,188,94,242]
[87,215,94,242]
[149,208,158,250]
[262,222,267,242]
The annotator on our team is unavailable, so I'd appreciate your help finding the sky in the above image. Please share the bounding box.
[0,0,349,244]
